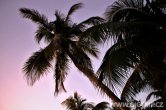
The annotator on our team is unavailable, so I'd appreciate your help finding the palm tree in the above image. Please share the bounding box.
[62,92,111,110]
[62,92,94,110]
[82,0,166,108]
[19,3,128,110]
[102,0,166,105]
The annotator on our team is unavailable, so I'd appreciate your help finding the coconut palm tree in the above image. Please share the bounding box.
[82,0,166,108]
[62,92,94,110]
[20,3,128,110]
[62,92,111,110]
[87,4,166,106]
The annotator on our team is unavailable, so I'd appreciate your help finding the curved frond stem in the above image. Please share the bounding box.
[107,7,151,21]
[66,3,83,22]
[78,16,105,27]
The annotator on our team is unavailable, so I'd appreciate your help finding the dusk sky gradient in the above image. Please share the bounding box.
[0,0,116,110]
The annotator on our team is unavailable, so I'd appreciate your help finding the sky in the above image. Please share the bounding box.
[0,0,115,110]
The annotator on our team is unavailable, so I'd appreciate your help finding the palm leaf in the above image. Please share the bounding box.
[35,25,54,43]
[81,21,153,44]
[146,91,162,102]
[82,103,94,110]
[68,23,84,36]
[92,102,110,110]
[78,16,105,27]
[61,96,77,110]
[66,3,83,22]
[54,51,69,94]
[19,8,51,30]
[105,0,145,21]
[61,92,93,110]
[23,42,55,85]
[76,39,99,58]
[121,64,155,101]
[120,68,144,101]
[54,10,66,22]
[97,43,141,94]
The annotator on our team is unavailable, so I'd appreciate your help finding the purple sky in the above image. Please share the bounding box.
[0,0,116,110]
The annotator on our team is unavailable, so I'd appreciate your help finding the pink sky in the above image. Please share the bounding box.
[0,0,115,110]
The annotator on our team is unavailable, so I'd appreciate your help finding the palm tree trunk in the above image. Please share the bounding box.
[163,82,166,109]
[65,49,130,110]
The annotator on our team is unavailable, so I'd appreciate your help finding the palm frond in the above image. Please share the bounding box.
[81,21,150,44]
[69,23,84,36]
[78,16,105,27]
[81,22,114,43]
[61,96,77,110]
[76,39,99,58]
[146,91,162,102]
[66,3,83,22]
[19,8,51,29]
[54,10,75,35]
[61,92,92,110]
[35,25,54,43]
[120,64,155,102]
[82,103,94,110]
[97,43,140,94]
[23,43,55,85]
[105,0,146,21]
[93,102,110,110]
[120,68,144,101]
[55,10,66,22]
[54,51,69,94]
